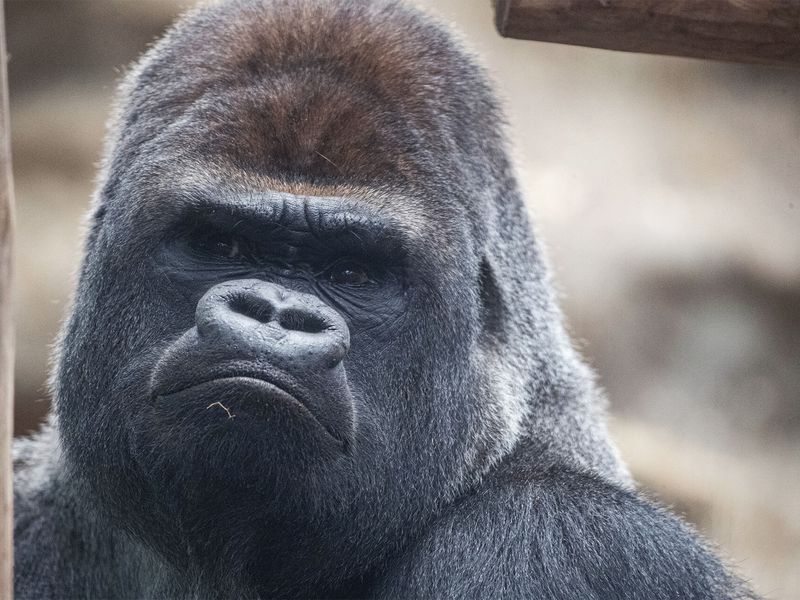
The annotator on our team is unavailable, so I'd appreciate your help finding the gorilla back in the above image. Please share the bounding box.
[14,1,756,598]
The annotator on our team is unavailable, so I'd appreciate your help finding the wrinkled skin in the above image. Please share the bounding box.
[13,1,757,598]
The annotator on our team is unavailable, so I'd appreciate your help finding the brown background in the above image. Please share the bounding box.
[7,1,800,597]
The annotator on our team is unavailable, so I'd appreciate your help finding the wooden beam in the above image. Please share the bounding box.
[0,0,14,597]
[495,0,800,67]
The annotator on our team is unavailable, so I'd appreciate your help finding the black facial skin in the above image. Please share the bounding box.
[13,1,757,599]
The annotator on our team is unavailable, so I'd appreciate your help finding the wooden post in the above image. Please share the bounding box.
[0,0,13,597]
[495,0,800,67]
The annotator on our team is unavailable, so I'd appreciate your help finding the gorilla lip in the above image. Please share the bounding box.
[153,372,346,447]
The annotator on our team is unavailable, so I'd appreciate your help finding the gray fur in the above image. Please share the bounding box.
[14,1,754,598]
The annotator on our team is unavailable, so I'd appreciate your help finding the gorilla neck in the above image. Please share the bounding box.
[107,502,363,597]
[168,510,363,597]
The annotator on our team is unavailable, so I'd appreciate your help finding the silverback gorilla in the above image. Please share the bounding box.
[14,1,755,598]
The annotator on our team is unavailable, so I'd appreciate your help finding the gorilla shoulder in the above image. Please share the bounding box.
[374,457,753,599]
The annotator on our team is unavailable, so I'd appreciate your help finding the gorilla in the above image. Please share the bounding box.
[14,1,755,598]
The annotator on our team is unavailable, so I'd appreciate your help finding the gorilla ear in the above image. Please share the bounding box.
[478,257,507,346]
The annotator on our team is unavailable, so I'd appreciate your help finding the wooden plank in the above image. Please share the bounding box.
[495,0,800,67]
[0,0,14,597]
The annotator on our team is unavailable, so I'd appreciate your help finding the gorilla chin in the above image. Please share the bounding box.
[133,377,349,495]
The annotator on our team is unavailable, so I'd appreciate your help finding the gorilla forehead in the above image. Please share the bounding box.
[173,74,424,183]
[108,0,504,205]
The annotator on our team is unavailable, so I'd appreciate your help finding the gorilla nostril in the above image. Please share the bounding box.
[229,294,275,324]
[278,308,329,334]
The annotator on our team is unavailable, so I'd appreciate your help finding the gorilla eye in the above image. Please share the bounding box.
[326,260,371,286]
[188,227,245,260]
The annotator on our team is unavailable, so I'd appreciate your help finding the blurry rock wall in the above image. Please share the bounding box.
[7,1,800,598]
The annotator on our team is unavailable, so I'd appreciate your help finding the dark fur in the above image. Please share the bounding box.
[14,1,755,598]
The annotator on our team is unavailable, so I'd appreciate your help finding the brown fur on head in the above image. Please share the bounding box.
[107,0,504,188]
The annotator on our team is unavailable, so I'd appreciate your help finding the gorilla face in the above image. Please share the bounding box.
[56,164,490,580]
[126,184,471,490]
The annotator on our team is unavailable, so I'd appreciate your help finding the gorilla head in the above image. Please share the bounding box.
[53,0,622,590]
[11,0,712,597]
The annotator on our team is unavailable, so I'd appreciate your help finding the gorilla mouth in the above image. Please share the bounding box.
[153,368,346,446]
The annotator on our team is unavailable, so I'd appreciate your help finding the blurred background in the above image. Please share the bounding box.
[6,1,799,597]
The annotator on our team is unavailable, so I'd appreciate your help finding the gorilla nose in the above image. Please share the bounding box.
[195,279,350,370]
